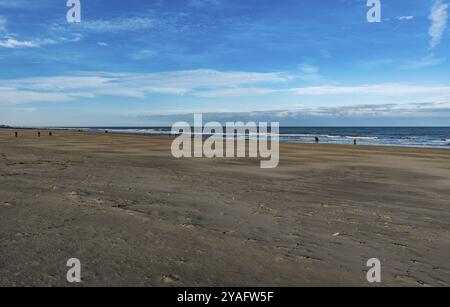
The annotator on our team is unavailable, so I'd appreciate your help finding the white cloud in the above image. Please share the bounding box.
[189,0,222,7]
[120,69,286,90]
[12,107,38,113]
[97,41,108,47]
[429,0,449,49]
[0,16,6,33]
[400,53,445,69]
[194,87,278,98]
[291,84,450,96]
[0,14,82,49]
[0,0,29,8]
[2,70,450,105]
[54,17,155,33]
[0,38,56,48]
[0,69,287,104]
[0,38,38,48]
[0,87,73,104]
[298,64,322,82]
[0,16,58,49]
[398,16,414,21]
[265,102,450,117]
[130,49,159,60]
[134,102,450,123]
[146,87,190,95]
[361,54,445,70]
[6,76,114,91]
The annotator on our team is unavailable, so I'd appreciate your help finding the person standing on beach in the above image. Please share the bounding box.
[49,131,52,136]
[15,132,18,138]
[38,131,41,137]
[315,137,320,143]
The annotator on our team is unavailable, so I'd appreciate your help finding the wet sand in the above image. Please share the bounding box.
[0,129,449,286]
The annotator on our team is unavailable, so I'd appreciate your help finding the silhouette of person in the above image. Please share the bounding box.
[15,132,18,138]
[315,137,320,143]
[38,131,41,137]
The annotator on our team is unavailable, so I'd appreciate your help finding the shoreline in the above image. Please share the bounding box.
[3,127,450,151]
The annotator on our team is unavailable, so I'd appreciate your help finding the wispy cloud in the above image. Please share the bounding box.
[0,14,63,49]
[0,87,73,104]
[0,69,287,104]
[398,16,414,21]
[291,84,450,96]
[0,16,6,33]
[132,102,450,124]
[360,53,445,70]
[429,0,449,49]
[301,102,450,117]
[2,69,450,105]
[0,0,30,8]
[189,0,222,8]
[194,87,278,98]
[51,17,155,33]
[0,38,55,48]
[12,107,38,113]
[399,53,445,69]
[129,49,159,60]
[298,64,322,82]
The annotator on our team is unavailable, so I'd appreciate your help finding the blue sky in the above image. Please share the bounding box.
[0,0,449,126]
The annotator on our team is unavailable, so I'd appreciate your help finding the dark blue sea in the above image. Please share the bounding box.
[64,127,450,149]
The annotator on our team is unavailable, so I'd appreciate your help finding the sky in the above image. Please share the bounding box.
[0,0,449,126]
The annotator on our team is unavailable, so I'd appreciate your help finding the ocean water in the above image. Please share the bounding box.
[65,127,450,149]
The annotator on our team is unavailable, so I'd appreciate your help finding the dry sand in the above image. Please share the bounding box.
[0,129,449,287]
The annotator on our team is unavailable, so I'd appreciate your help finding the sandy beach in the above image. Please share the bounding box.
[0,128,449,287]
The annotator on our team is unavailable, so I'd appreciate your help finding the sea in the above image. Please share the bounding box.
[62,127,450,149]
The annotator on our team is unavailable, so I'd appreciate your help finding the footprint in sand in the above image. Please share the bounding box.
[161,274,180,284]
[68,192,78,197]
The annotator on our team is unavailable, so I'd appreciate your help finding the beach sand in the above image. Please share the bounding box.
[0,129,449,287]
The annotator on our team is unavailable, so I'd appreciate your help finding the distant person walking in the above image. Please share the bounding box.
[49,131,53,137]
[38,131,41,137]
[354,139,357,145]
[15,132,18,138]
[315,137,320,143]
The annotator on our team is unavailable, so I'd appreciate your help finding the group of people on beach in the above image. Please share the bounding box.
[14,131,53,138]
[12,130,359,145]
